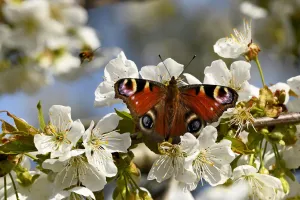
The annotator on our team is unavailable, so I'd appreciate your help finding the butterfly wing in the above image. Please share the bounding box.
[179,84,238,123]
[114,78,167,117]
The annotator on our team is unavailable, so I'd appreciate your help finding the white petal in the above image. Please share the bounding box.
[87,149,117,177]
[157,58,184,81]
[238,82,259,101]
[58,149,85,162]
[52,53,80,75]
[104,51,139,82]
[240,1,267,19]
[76,27,100,50]
[254,174,284,199]
[140,65,161,82]
[34,134,56,154]
[100,132,131,153]
[203,60,231,86]
[176,169,197,184]
[287,75,300,96]
[232,165,257,180]
[81,165,107,191]
[147,155,177,183]
[54,166,78,190]
[49,105,72,132]
[42,159,66,172]
[94,81,122,107]
[214,38,247,58]
[94,113,120,135]
[287,98,300,112]
[67,119,84,145]
[197,126,218,149]
[203,163,232,186]
[182,73,202,84]
[49,191,70,200]
[51,143,73,159]
[180,133,199,156]
[209,140,235,164]
[230,61,251,88]
[69,187,95,199]
[83,120,94,144]
[269,82,290,104]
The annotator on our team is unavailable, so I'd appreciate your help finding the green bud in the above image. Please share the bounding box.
[259,166,269,175]
[261,128,269,135]
[268,131,284,142]
[280,176,290,194]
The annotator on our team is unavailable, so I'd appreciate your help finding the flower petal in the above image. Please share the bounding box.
[230,61,251,88]
[287,75,300,96]
[140,65,161,82]
[209,139,235,164]
[42,159,66,173]
[180,133,199,156]
[94,81,122,107]
[203,60,231,86]
[197,126,218,149]
[157,58,184,81]
[69,187,95,199]
[83,120,94,145]
[232,165,257,180]
[182,73,202,84]
[93,113,120,135]
[213,38,247,59]
[203,163,232,186]
[81,165,107,191]
[34,134,56,154]
[67,119,85,145]
[49,105,72,132]
[100,132,131,153]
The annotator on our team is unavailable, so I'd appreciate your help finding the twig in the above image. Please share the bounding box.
[253,112,300,127]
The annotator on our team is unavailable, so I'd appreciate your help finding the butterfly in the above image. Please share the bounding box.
[114,57,238,143]
[78,47,100,65]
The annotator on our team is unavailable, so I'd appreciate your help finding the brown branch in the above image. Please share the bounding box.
[82,0,157,9]
[253,112,300,127]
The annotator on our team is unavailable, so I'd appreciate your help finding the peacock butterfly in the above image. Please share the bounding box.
[114,58,238,143]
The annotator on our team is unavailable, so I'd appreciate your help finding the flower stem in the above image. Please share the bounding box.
[249,153,255,166]
[9,173,19,200]
[24,153,37,160]
[4,176,7,200]
[254,56,266,86]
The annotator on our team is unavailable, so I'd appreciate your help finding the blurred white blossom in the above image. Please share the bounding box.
[240,1,267,19]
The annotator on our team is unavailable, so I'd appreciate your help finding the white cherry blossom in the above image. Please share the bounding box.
[240,1,267,19]
[139,58,184,83]
[204,59,258,101]
[94,51,139,107]
[214,20,252,59]
[232,165,285,200]
[180,126,235,191]
[43,150,106,192]
[34,105,85,159]
[147,133,197,184]
[287,75,300,112]
[50,187,95,200]
[83,113,131,177]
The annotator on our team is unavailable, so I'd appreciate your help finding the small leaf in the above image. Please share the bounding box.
[1,120,17,133]
[115,109,133,120]
[224,136,253,154]
[0,154,17,177]
[0,135,37,154]
[37,101,46,131]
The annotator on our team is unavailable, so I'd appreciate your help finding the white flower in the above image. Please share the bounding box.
[50,187,95,200]
[83,113,131,177]
[287,75,300,112]
[43,150,106,191]
[204,59,258,101]
[180,126,235,191]
[34,105,84,159]
[232,165,285,200]
[240,1,267,19]
[139,58,184,83]
[94,51,139,107]
[147,133,197,184]
[214,20,252,59]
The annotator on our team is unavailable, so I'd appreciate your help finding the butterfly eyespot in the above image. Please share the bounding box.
[141,114,153,129]
[187,119,202,133]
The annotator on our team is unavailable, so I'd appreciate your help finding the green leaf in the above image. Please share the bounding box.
[115,109,133,120]
[0,154,16,177]
[37,101,46,131]
[224,136,253,154]
[0,135,37,154]
[230,154,242,170]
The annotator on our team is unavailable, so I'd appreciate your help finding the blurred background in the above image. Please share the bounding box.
[1,0,300,199]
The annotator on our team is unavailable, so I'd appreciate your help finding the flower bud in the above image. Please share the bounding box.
[279,176,290,194]
[259,166,269,175]
[244,43,260,61]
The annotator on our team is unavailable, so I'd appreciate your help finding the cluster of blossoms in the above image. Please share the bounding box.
[0,0,111,95]
[1,18,300,200]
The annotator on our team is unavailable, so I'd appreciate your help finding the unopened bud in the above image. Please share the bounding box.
[280,177,290,194]
[244,43,260,61]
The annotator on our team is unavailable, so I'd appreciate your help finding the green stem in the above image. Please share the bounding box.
[24,153,37,160]
[126,172,141,192]
[9,173,19,200]
[4,176,7,200]
[259,140,263,170]
[262,140,268,161]
[249,153,255,166]
[254,56,266,86]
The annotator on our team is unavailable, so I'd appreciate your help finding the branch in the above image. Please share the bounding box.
[253,112,300,127]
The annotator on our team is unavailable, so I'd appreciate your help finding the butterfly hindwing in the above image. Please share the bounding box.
[179,84,238,123]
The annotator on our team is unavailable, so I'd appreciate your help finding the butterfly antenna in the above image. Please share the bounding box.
[179,55,196,77]
[159,54,172,79]
[92,47,101,53]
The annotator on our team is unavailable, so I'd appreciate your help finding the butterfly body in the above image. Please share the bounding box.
[115,76,238,142]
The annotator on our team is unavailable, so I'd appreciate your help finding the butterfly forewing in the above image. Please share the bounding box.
[179,84,238,123]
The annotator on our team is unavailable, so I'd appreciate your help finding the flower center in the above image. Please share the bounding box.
[229,106,255,133]
[193,149,214,179]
